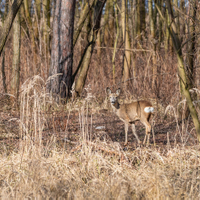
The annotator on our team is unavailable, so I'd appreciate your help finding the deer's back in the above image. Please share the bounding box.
[118,100,152,122]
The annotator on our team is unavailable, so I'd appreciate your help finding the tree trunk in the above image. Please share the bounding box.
[139,0,146,37]
[109,0,115,47]
[174,0,180,37]
[59,0,76,101]
[166,0,200,142]
[164,8,169,56]
[121,0,131,84]
[156,0,200,143]
[11,3,21,100]
[0,0,23,56]
[149,0,157,87]
[157,0,163,50]
[43,0,50,77]
[48,0,76,103]
[96,29,101,58]
[47,0,61,101]
[74,0,106,97]
[1,0,9,94]
[35,0,41,20]
[186,0,197,89]
[180,0,185,40]
[136,0,140,38]
[73,0,95,47]
[103,0,114,47]
[132,0,137,77]
[103,0,110,46]
[24,0,37,74]
[112,0,119,85]
[34,0,41,44]
[182,0,197,120]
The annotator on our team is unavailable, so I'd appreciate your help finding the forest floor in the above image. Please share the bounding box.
[0,101,197,154]
[0,97,200,199]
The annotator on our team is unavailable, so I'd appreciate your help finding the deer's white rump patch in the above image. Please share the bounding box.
[144,107,154,113]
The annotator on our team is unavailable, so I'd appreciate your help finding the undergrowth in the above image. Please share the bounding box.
[0,76,200,199]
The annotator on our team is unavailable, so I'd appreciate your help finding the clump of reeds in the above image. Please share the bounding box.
[0,139,200,199]
[19,75,47,150]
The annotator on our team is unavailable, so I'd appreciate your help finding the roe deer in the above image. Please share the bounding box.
[106,87,154,145]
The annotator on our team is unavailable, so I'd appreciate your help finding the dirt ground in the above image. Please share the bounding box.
[0,103,198,154]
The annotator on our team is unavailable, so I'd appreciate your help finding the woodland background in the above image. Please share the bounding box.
[0,0,200,199]
[0,0,199,101]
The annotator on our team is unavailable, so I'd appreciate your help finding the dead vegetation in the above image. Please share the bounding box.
[1,1,200,198]
[0,139,200,199]
[0,76,199,199]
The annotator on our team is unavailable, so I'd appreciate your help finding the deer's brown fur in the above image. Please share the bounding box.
[106,87,154,145]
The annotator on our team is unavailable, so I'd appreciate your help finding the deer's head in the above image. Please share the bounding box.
[106,87,121,104]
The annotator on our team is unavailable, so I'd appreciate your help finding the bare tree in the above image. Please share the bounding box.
[103,0,114,47]
[11,1,21,100]
[156,0,200,143]
[0,0,23,56]
[73,0,106,97]
[1,0,9,94]
[149,0,157,87]
[48,0,76,103]
[186,0,197,90]
[122,0,131,84]
[23,0,37,74]
[73,0,95,47]
[43,0,51,76]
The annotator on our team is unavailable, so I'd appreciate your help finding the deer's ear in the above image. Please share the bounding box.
[116,88,121,95]
[106,87,111,95]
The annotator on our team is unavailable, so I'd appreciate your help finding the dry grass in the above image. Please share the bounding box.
[0,76,199,199]
[0,137,200,199]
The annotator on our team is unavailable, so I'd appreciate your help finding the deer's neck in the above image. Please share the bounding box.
[111,101,120,112]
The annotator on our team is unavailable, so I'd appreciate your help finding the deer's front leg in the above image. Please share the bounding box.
[124,122,128,145]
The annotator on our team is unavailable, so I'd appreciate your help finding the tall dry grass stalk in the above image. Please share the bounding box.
[20,75,47,152]
[165,94,200,146]
[0,139,200,199]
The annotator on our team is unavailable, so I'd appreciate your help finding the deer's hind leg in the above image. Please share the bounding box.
[141,120,151,145]
[131,123,141,144]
